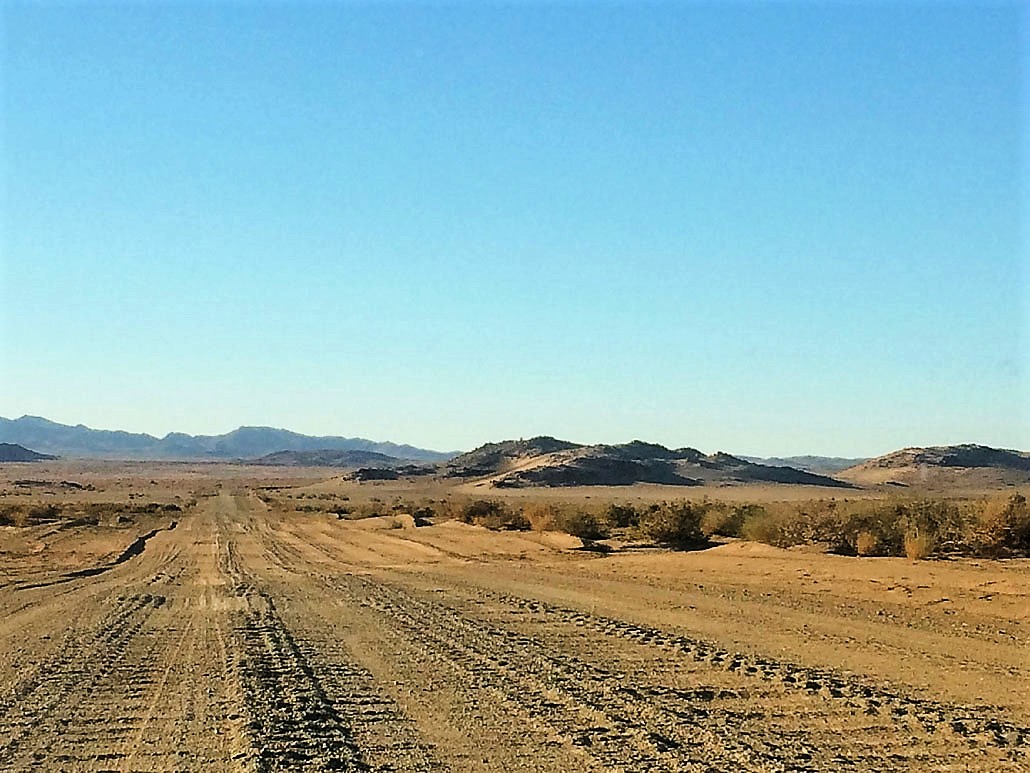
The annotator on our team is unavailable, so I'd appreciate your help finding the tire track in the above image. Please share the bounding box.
[317,571,1026,771]
[0,592,165,768]
[325,573,787,771]
[218,501,439,772]
[477,588,1030,750]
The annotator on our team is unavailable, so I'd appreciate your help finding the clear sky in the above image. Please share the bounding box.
[1,2,1026,456]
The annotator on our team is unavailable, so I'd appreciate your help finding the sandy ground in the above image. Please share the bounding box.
[0,473,1027,771]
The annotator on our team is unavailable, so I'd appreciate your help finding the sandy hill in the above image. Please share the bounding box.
[444,437,850,488]
[0,443,57,462]
[839,444,1030,488]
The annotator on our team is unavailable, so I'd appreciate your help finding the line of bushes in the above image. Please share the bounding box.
[381,492,1030,559]
[0,500,185,528]
[284,489,1030,560]
[726,494,1030,558]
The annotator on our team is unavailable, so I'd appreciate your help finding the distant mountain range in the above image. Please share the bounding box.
[3,417,1025,491]
[442,437,852,488]
[0,416,456,463]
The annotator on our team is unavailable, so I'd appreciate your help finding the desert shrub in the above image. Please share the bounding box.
[779,500,851,550]
[410,504,436,523]
[904,530,936,560]
[840,501,905,555]
[553,508,609,540]
[524,502,557,532]
[855,530,880,556]
[969,493,1030,555]
[353,501,391,518]
[638,502,706,549]
[739,501,847,549]
[461,499,528,531]
[702,503,761,538]
[604,503,640,529]
[523,503,609,539]
[898,499,963,545]
[739,506,787,545]
[0,505,30,527]
[725,494,1030,560]
[459,499,499,523]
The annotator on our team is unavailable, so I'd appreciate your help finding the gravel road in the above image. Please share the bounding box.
[0,492,1025,771]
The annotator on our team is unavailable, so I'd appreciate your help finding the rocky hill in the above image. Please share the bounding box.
[0,443,57,462]
[839,444,1030,487]
[250,449,404,467]
[444,437,850,488]
[0,416,456,463]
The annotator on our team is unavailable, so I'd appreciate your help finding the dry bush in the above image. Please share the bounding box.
[552,508,609,541]
[432,499,466,521]
[638,502,706,549]
[604,503,640,529]
[839,501,905,555]
[778,500,851,550]
[739,506,787,545]
[738,501,844,549]
[461,499,528,531]
[524,502,557,532]
[350,501,392,519]
[736,498,966,558]
[523,503,609,540]
[702,503,760,538]
[0,505,30,527]
[855,530,880,557]
[970,493,1030,556]
[904,530,936,561]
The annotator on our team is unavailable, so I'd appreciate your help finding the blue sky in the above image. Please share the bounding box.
[1,2,1025,456]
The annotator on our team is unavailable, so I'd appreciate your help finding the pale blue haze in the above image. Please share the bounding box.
[1,2,1025,456]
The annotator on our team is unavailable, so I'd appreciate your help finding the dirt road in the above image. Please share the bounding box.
[0,492,1026,771]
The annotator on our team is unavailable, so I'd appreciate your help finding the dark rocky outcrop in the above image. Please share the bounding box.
[0,443,57,462]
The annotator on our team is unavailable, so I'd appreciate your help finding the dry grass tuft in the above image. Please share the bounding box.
[903,531,936,561]
[855,530,880,557]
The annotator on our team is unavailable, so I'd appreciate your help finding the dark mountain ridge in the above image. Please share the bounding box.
[742,455,869,474]
[252,449,407,468]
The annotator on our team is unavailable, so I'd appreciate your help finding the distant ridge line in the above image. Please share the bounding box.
[0,416,457,463]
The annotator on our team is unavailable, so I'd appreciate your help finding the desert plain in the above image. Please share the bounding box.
[0,461,1027,772]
